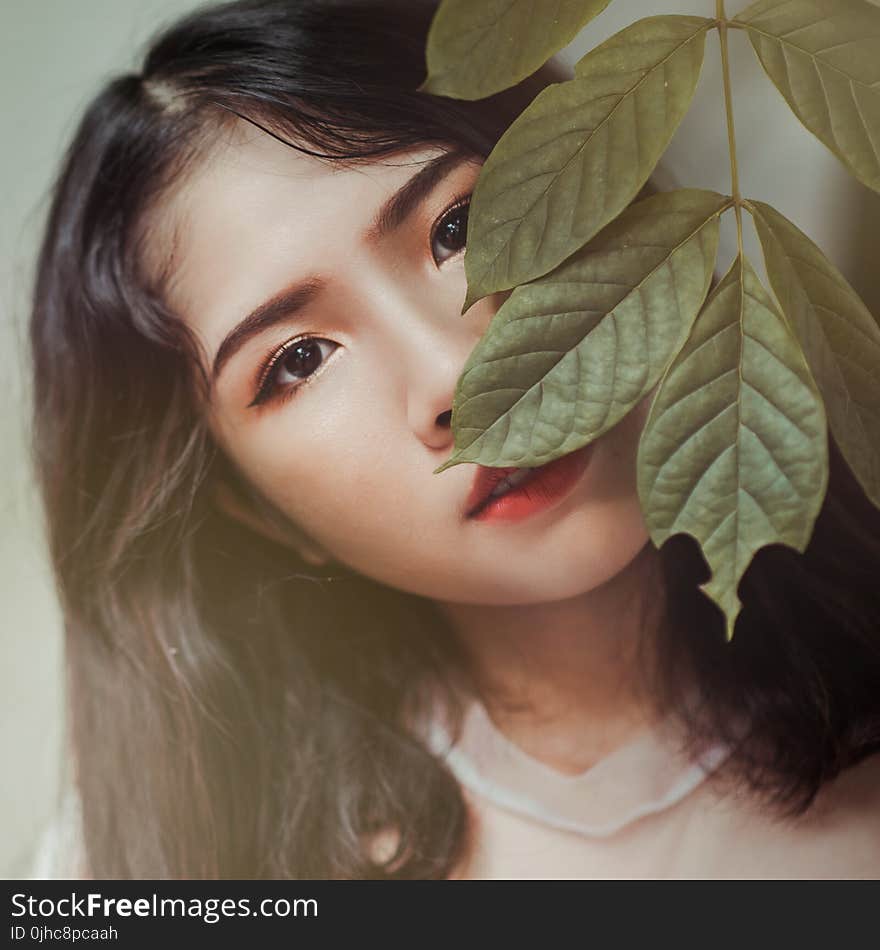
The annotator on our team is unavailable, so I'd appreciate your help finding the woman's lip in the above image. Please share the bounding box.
[463,461,527,519]
[462,444,594,522]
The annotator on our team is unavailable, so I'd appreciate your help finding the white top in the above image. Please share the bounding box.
[404,696,880,879]
[28,783,86,880]
[421,698,732,838]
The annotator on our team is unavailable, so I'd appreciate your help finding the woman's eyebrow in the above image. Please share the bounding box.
[364,148,471,243]
[210,277,326,387]
[209,149,474,387]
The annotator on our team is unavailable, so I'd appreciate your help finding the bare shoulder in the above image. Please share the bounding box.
[801,752,880,871]
[814,751,880,817]
[705,752,880,879]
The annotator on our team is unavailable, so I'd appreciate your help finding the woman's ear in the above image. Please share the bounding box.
[211,478,332,567]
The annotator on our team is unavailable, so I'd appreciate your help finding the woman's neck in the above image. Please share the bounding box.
[435,542,669,775]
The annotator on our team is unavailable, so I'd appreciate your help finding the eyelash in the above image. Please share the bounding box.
[429,190,471,264]
[248,191,472,409]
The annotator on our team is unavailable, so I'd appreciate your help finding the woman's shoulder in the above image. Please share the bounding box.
[28,784,89,880]
[798,751,880,873]
[696,751,880,878]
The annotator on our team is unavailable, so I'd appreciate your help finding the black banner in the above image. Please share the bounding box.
[4,880,876,946]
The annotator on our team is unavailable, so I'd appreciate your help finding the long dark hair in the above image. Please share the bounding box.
[30,0,880,879]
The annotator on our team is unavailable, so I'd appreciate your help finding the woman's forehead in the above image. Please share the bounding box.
[174,119,448,221]
[153,121,451,367]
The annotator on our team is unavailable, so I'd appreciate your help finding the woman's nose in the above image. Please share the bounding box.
[352,254,511,448]
[407,291,511,450]
[404,321,480,450]
[403,290,510,451]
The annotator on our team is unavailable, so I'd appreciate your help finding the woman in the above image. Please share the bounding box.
[29,0,880,879]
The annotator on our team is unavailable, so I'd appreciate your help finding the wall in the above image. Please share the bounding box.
[0,0,206,879]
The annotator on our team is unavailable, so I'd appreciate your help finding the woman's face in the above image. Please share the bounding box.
[158,120,653,605]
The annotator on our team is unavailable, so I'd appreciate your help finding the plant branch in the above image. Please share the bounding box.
[717,0,744,257]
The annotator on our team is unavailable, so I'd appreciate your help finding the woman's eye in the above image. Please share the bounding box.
[248,337,339,408]
[431,197,470,265]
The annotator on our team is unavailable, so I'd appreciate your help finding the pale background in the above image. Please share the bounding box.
[2,0,878,877]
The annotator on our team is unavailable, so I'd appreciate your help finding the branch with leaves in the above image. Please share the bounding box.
[420,0,880,639]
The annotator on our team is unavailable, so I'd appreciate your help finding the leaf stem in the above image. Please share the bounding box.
[716,0,744,258]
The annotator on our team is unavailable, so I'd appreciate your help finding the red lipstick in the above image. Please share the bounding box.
[463,444,594,523]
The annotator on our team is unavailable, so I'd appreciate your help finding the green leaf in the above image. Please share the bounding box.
[460,15,714,312]
[735,0,880,194]
[435,189,728,475]
[749,199,880,509]
[637,256,829,640]
[418,0,612,101]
